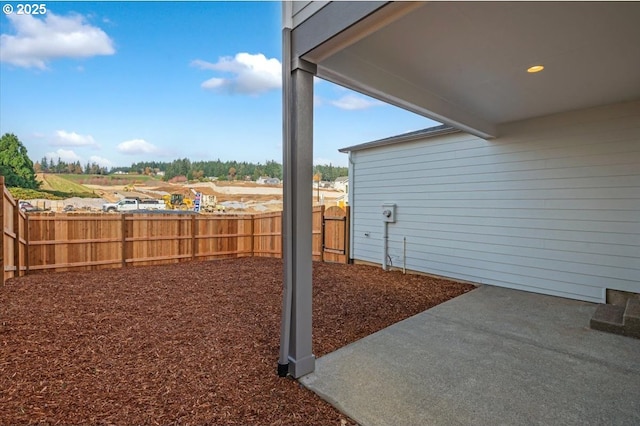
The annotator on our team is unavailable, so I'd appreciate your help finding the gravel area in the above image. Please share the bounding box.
[22,198,109,212]
[0,257,475,425]
[191,182,283,196]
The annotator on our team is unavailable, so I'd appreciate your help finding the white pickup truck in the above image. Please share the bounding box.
[102,198,166,212]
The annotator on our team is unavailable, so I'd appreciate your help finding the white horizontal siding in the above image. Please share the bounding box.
[350,101,640,302]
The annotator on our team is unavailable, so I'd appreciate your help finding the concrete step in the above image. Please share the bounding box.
[590,299,640,339]
[590,304,625,336]
[623,298,640,339]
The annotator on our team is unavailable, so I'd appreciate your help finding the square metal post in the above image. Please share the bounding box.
[280,26,317,378]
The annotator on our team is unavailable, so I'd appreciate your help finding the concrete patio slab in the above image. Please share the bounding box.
[301,285,640,426]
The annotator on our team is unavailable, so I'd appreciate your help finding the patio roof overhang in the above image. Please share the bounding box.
[279,1,640,379]
[293,1,640,138]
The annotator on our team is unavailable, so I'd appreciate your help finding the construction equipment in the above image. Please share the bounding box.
[162,193,194,210]
[200,194,226,213]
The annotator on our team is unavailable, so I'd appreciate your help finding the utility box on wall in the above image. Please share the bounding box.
[382,203,396,223]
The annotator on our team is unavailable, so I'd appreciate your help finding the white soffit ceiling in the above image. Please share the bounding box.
[311,1,640,132]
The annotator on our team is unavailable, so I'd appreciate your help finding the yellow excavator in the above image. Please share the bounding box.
[162,193,194,210]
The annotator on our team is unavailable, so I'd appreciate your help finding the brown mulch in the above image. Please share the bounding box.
[0,258,475,425]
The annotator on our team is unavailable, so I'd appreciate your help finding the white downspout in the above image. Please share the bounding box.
[348,151,355,262]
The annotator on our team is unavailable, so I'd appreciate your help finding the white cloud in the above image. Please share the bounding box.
[116,139,161,155]
[0,12,115,69]
[52,130,98,147]
[89,155,112,167]
[45,148,81,162]
[330,94,383,111]
[201,77,225,90]
[191,53,281,95]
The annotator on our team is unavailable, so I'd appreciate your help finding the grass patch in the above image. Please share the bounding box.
[8,174,101,200]
[10,174,163,201]
[8,174,164,201]
[62,174,159,186]
[8,187,98,200]
[38,174,95,194]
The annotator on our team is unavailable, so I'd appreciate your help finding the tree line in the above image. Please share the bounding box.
[0,132,348,189]
[36,158,109,175]
[127,158,285,182]
[127,159,348,182]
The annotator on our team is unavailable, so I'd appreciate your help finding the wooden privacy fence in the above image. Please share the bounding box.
[1,176,28,284]
[27,213,254,272]
[1,179,350,279]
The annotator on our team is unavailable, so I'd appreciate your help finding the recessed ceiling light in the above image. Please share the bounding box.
[527,65,544,73]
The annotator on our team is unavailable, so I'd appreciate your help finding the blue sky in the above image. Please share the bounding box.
[0,1,438,168]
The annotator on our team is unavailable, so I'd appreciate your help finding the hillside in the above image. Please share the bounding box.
[36,174,96,196]
[14,173,343,213]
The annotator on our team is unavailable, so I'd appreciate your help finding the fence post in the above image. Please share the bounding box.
[121,214,127,268]
[13,201,21,276]
[25,214,29,274]
[250,214,255,257]
[191,215,196,261]
[1,175,4,285]
[345,205,351,264]
[320,205,325,262]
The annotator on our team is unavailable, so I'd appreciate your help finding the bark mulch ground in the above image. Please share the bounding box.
[0,257,475,425]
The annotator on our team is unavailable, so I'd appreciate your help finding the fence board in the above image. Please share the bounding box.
[28,214,122,272]
[252,212,282,258]
[313,205,324,261]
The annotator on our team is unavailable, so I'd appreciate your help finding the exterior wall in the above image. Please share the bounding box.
[291,1,329,28]
[350,101,640,303]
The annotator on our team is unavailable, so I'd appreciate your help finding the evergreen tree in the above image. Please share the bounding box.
[40,156,49,172]
[0,133,39,188]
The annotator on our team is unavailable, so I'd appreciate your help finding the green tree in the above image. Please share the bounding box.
[192,169,204,180]
[264,160,282,179]
[0,133,39,188]
[40,156,49,172]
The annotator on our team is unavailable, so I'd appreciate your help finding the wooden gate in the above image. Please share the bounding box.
[322,206,350,263]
